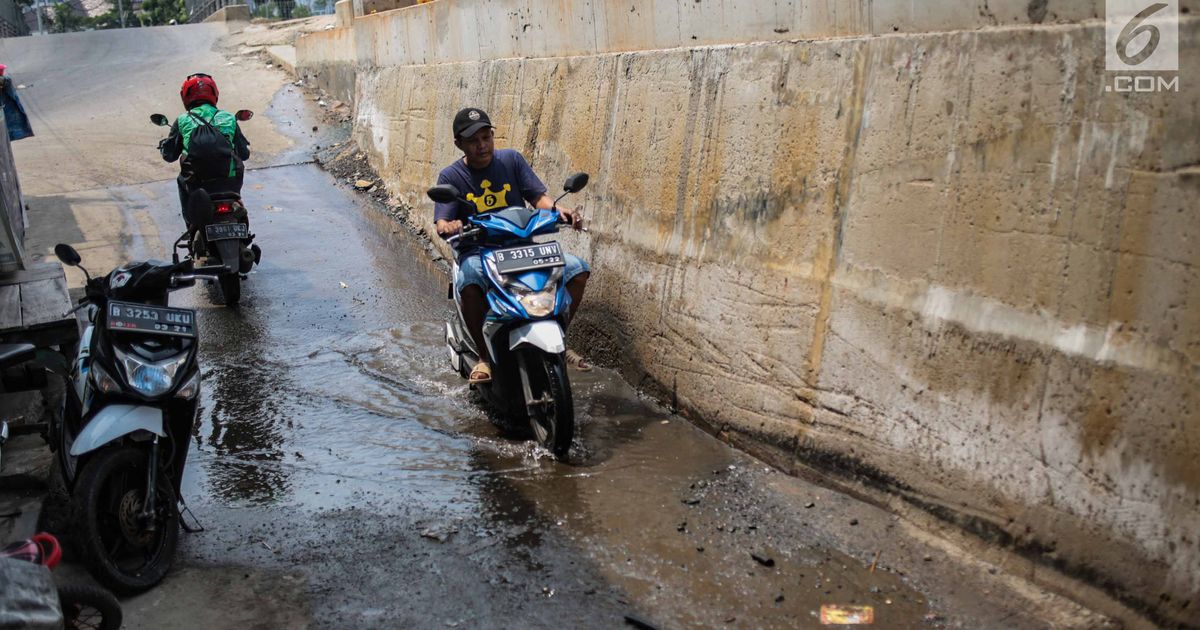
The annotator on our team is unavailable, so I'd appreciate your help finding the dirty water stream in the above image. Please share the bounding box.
[29,84,1094,629]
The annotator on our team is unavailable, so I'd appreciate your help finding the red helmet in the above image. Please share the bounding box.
[180,73,218,108]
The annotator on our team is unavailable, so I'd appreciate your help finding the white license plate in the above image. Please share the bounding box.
[493,242,564,275]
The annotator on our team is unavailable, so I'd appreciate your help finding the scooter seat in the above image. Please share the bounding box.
[0,344,36,368]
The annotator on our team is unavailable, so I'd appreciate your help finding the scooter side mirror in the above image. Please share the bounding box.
[562,172,589,193]
[54,243,81,266]
[427,184,462,204]
[235,109,254,122]
[150,113,170,127]
[184,189,214,227]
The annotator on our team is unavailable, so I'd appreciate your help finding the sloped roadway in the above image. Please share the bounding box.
[1,23,1111,630]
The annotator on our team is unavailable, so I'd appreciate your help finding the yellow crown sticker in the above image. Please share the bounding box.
[467,180,511,213]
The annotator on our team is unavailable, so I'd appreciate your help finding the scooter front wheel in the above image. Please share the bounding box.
[73,447,179,595]
[525,351,574,460]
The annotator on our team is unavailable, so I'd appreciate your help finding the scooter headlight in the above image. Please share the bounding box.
[114,347,189,397]
[517,286,558,317]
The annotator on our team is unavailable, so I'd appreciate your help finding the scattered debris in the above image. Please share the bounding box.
[354,179,375,190]
[681,498,700,506]
[750,553,775,568]
[312,126,318,132]
[339,281,348,289]
[676,521,687,532]
[849,519,859,526]
[869,550,881,573]
[419,523,458,542]
[805,502,816,509]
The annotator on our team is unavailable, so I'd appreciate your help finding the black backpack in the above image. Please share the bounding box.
[186,111,235,181]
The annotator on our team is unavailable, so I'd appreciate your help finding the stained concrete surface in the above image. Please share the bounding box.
[0,22,1124,630]
[297,6,1200,622]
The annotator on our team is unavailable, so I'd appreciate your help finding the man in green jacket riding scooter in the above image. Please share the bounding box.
[158,73,251,227]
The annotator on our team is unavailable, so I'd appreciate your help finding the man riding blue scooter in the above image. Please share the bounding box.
[432,107,591,385]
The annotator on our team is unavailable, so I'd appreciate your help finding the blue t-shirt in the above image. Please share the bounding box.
[434,149,547,253]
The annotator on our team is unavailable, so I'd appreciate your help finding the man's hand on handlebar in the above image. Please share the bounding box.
[557,206,585,231]
[436,219,463,238]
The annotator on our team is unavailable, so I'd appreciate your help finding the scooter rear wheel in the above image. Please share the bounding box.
[219,273,241,306]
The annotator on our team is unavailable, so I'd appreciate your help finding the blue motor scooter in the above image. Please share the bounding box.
[427,173,589,460]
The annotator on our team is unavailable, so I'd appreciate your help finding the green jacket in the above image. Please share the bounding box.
[159,104,250,179]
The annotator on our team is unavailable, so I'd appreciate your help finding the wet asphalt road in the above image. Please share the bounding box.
[6,25,1110,630]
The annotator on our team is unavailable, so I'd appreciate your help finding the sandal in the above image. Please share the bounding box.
[468,361,492,384]
[565,349,592,372]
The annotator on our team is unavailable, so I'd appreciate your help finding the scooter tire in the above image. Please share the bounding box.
[527,352,574,460]
[74,447,179,595]
[219,273,241,306]
[57,583,123,630]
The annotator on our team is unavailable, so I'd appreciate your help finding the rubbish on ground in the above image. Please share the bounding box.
[819,605,875,625]
[354,179,374,190]
[339,281,348,289]
[805,502,816,508]
[750,553,775,567]
[869,550,881,573]
[419,523,458,542]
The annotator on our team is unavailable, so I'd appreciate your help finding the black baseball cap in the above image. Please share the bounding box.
[453,107,493,139]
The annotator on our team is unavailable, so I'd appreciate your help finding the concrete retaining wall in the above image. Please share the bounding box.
[297,0,1200,624]
[203,4,250,21]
